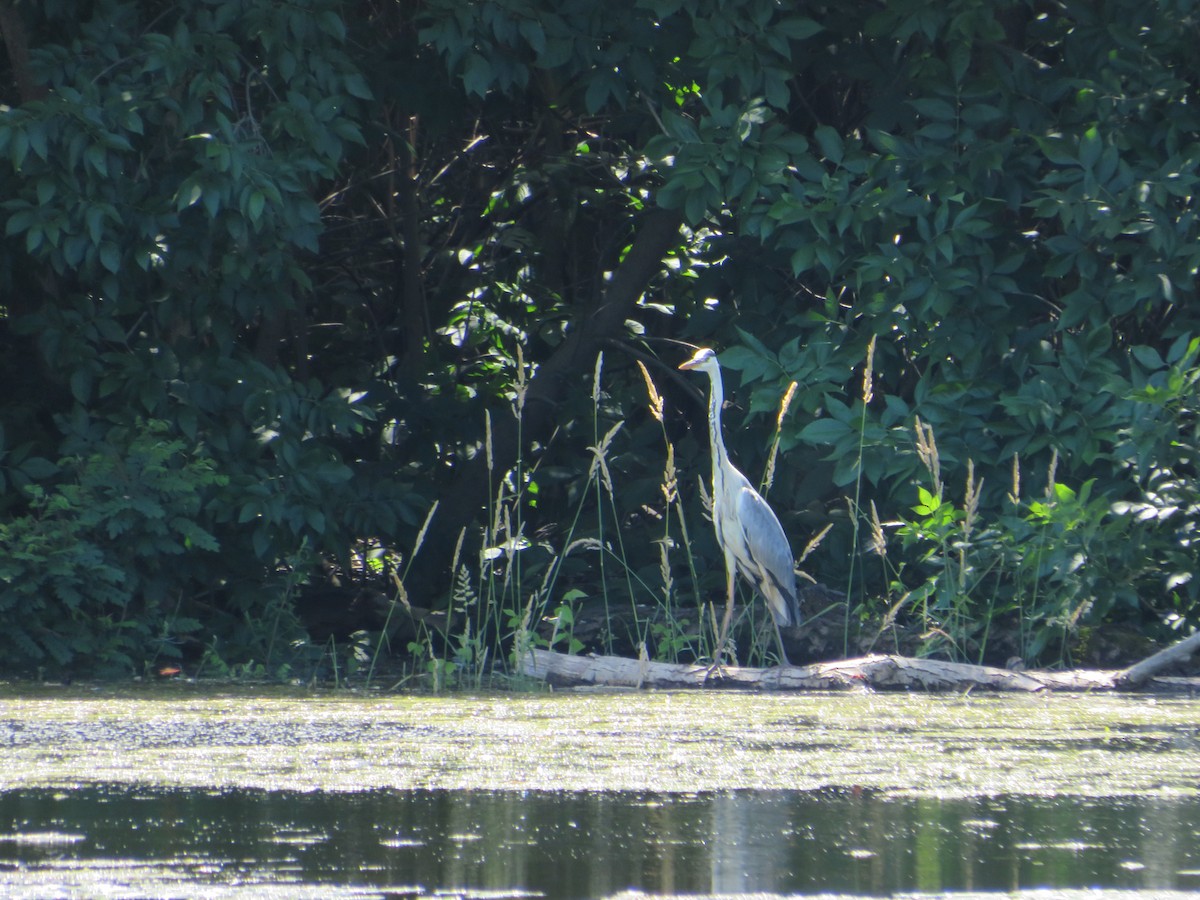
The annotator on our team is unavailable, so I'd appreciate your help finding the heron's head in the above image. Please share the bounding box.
[678,347,719,375]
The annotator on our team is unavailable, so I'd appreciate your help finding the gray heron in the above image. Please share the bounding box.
[678,347,801,669]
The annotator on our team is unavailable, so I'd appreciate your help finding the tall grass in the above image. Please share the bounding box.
[372,347,834,686]
[371,337,1094,683]
[364,499,438,688]
[843,335,877,656]
[637,359,706,662]
[870,419,1103,667]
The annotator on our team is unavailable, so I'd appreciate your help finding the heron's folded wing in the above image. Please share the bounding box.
[733,485,796,593]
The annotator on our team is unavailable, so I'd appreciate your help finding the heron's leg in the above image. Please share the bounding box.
[771,619,791,667]
[708,567,736,676]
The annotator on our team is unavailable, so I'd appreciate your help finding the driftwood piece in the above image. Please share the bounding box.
[518,648,1196,693]
[1114,630,1200,688]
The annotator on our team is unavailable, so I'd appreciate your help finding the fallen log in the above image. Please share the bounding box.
[517,648,1197,692]
[1114,630,1200,689]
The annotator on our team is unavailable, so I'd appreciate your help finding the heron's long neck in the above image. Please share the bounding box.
[707,369,731,486]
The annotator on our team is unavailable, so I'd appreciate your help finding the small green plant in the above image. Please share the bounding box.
[545,590,586,655]
[884,419,1177,667]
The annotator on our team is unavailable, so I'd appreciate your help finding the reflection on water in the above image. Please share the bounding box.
[1,786,1198,898]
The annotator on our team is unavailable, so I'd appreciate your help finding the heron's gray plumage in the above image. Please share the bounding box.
[679,347,801,667]
[728,484,799,625]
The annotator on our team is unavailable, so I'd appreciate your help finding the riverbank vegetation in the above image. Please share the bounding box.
[0,0,1197,682]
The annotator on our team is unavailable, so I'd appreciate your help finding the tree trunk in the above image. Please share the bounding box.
[408,206,685,599]
[0,3,47,105]
[1114,630,1200,689]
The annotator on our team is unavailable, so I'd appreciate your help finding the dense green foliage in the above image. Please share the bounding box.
[0,0,1196,677]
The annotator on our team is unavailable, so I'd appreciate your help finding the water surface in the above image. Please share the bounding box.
[2,687,1197,795]
[2,785,1199,898]
[0,686,1198,898]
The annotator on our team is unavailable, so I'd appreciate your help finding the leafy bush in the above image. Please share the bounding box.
[1,0,1198,678]
[0,421,225,673]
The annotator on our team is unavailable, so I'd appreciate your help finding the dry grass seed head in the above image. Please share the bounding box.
[963,459,982,541]
[1008,452,1021,507]
[485,409,494,473]
[592,351,604,408]
[868,500,887,558]
[697,474,713,519]
[588,421,624,496]
[879,586,915,630]
[763,449,779,495]
[913,416,942,496]
[658,540,673,601]
[499,505,515,593]
[449,526,466,579]
[564,537,604,556]
[862,335,877,404]
[776,380,798,430]
[389,570,411,611]
[763,380,798,494]
[661,442,678,505]
[516,592,537,648]
[489,479,507,545]
[514,344,528,416]
[800,521,833,563]
[637,360,664,424]
[411,500,439,561]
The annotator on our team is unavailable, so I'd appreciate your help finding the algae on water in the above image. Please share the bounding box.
[0,687,1196,797]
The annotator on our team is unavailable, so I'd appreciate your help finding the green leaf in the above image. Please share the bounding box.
[1079,127,1101,170]
[683,187,710,224]
[26,122,48,160]
[70,368,92,404]
[35,178,56,206]
[202,184,222,218]
[913,486,941,516]
[98,242,120,274]
[798,417,852,445]
[10,129,28,169]
[776,17,822,40]
[813,125,843,164]
[662,109,700,143]
[85,144,108,176]
[343,73,373,100]
[246,190,266,224]
[733,327,773,359]
[910,98,956,120]
[462,54,492,98]
[917,123,956,141]
[85,204,106,244]
[585,72,614,113]
[5,207,36,237]
[313,461,353,483]
[519,18,546,54]
[1165,334,1199,367]
[790,244,815,274]
[1052,482,1077,503]
[1038,136,1076,166]
[25,224,42,253]
[176,179,203,211]
[1130,345,1164,371]
[18,457,58,479]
